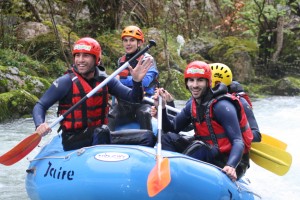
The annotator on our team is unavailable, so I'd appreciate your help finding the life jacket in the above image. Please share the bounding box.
[117,53,159,96]
[58,68,109,131]
[117,54,144,78]
[228,81,252,108]
[232,92,253,108]
[191,94,253,154]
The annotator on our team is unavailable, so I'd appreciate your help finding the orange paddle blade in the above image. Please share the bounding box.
[0,133,41,166]
[147,157,171,197]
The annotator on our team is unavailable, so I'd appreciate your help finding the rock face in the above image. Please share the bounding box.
[228,51,254,83]
[271,78,300,96]
[0,66,50,97]
[0,66,50,122]
[0,90,38,122]
[0,67,23,93]
[181,38,215,62]
[16,22,50,41]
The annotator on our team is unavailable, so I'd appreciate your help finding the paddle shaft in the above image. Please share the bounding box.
[48,40,156,129]
[147,95,171,197]
[157,95,163,157]
[0,40,156,166]
[143,97,179,113]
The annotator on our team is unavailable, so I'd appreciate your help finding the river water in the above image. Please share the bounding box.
[0,96,299,199]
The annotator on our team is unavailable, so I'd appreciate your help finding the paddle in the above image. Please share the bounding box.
[250,142,292,176]
[0,40,157,166]
[0,133,41,166]
[261,133,287,151]
[143,97,292,175]
[147,95,171,197]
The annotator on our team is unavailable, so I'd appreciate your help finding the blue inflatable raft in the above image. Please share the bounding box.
[25,124,261,200]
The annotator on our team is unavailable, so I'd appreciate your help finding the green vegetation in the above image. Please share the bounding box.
[0,0,299,122]
[0,90,38,122]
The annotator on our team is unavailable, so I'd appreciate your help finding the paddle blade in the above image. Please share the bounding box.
[147,157,171,197]
[250,142,292,176]
[261,133,287,151]
[0,133,41,166]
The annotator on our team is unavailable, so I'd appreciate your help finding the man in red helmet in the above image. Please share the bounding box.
[108,25,159,132]
[32,37,156,151]
[153,61,253,181]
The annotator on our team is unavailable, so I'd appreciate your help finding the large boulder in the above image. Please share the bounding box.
[0,90,38,122]
[260,77,300,96]
[180,37,216,62]
[208,36,258,83]
[16,22,50,41]
[0,66,50,98]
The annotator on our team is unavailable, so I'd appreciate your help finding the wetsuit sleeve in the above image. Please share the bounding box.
[213,100,244,168]
[108,77,143,103]
[32,74,72,128]
[240,97,261,142]
[162,100,192,133]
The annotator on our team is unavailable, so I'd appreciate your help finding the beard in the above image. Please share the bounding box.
[191,86,207,99]
[74,65,96,77]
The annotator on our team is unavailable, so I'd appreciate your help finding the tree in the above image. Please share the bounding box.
[238,0,289,63]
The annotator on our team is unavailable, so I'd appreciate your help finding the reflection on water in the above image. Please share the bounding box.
[0,97,299,199]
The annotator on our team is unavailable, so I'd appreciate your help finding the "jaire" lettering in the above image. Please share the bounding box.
[44,161,74,180]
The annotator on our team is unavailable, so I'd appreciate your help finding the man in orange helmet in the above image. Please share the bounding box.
[108,25,159,132]
[153,61,253,181]
[33,37,156,151]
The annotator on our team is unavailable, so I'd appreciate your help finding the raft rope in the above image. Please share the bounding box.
[27,145,157,162]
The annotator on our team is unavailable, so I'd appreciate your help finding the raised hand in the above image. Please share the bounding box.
[129,56,153,82]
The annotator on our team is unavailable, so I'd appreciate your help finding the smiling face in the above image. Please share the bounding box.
[186,77,208,100]
[122,36,142,54]
[74,53,96,79]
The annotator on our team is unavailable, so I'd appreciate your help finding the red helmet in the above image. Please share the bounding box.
[184,61,212,87]
[72,37,101,65]
[121,26,144,42]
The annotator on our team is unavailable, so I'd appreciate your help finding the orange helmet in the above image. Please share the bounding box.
[184,61,212,87]
[72,37,101,65]
[121,26,144,42]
